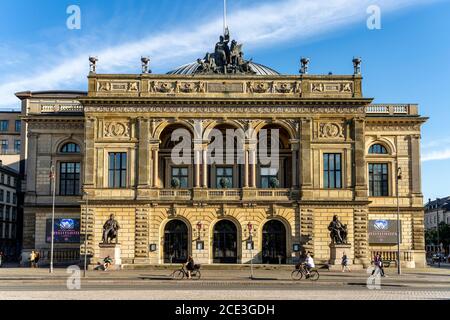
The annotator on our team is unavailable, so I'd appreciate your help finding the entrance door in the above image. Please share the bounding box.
[213,220,238,263]
[262,220,287,264]
[164,220,188,263]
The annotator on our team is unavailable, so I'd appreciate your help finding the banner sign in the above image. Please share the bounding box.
[368,219,402,244]
[46,218,81,243]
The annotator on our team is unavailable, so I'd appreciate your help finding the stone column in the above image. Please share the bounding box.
[290,140,299,188]
[194,149,201,188]
[300,118,312,198]
[410,135,422,195]
[84,117,96,187]
[26,133,38,195]
[137,118,150,187]
[202,148,208,188]
[244,149,249,187]
[151,144,159,188]
[250,147,257,188]
[353,117,368,200]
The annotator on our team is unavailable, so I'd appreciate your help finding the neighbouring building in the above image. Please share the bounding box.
[16,31,428,268]
[425,197,450,231]
[0,111,22,172]
[0,163,21,259]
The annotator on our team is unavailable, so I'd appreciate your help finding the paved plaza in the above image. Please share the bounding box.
[0,265,448,300]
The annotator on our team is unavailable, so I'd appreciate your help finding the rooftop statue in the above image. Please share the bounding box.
[195,29,256,75]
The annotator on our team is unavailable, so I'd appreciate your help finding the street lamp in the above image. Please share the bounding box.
[247,222,254,280]
[396,166,402,275]
[49,162,56,274]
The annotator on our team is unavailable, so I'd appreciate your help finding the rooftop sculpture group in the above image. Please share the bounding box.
[195,29,256,75]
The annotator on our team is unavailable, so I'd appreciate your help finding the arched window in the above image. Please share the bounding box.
[369,144,388,155]
[60,143,81,154]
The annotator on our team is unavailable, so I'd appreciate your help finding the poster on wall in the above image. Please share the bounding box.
[368,219,402,244]
[46,219,81,243]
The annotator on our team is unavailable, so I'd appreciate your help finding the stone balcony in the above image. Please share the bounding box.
[86,187,298,203]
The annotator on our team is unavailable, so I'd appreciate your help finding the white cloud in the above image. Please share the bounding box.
[422,149,450,162]
[0,0,435,107]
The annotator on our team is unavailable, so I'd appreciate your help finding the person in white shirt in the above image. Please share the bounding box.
[304,252,315,276]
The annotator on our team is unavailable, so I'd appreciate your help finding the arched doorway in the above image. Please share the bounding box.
[164,220,188,263]
[213,220,238,263]
[262,220,287,264]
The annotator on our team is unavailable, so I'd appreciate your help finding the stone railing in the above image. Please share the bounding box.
[158,189,192,200]
[366,104,416,115]
[256,189,292,200]
[40,104,84,113]
[37,248,80,264]
[369,250,414,263]
[207,189,242,201]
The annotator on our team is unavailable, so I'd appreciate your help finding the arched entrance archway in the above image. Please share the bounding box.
[164,220,188,263]
[213,220,238,263]
[262,220,287,264]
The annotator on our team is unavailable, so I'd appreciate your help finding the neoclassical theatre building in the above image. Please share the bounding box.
[16,35,427,268]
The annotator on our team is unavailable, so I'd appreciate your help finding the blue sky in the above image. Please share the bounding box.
[1,0,449,201]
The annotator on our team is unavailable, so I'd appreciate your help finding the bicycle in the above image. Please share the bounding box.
[291,263,320,281]
[171,264,201,280]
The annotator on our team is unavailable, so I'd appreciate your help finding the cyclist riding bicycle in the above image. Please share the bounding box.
[304,252,315,277]
[185,255,195,279]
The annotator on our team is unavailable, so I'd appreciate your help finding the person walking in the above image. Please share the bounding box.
[0,251,4,268]
[372,252,386,277]
[29,250,36,268]
[341,252,351,272]
[34,251,40,268]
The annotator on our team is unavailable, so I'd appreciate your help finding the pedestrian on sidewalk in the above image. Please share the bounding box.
[29,250,36,268]
[371,252,385,277]
[341,252,351,272]
[34,251,40,268]
[0,251,4,268]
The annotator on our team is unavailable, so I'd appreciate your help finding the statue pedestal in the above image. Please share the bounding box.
[99,243,122,270]
[328,244,352,269]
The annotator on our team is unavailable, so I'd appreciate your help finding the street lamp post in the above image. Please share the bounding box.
[247,222,254,280]
[396,166,402,275]
[83,191,89,278]
[49,163,56,274]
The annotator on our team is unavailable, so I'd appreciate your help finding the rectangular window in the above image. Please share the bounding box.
[108,152,127,188]
[260,167,279,188]
[323,153,342,189]
[216,167,233,188]
[369,163,389,196]
[14,140,20,153]
[0,190,3,202]
[5,206,10,221]
[12,193,16,204]
[11,207,16,222]
[15,120,21,132]
[1,140,8,153]
[4,223,10,239]
[59,162,81,195]
[6,191,10,203]
[0,120,8,131]
[171,167,189,188]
